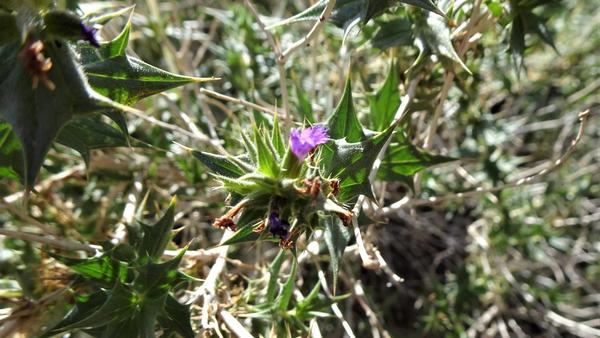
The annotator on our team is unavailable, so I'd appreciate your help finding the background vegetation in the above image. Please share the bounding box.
[0,0,599,337]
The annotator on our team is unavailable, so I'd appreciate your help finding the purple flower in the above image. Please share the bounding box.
[268,212,290,239]
[290,125,329,160]
[80,22,100,47]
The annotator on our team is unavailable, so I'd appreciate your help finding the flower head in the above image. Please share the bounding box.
[290,125,329,160]
[268,212,290,239]
[80,22,100,47]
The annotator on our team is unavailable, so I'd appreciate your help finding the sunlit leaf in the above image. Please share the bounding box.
[369,62,401,131]
[371,17,413,50]
[254,127,280,178]
[193,150,247,178]
[84,55,214,106]
[267,250,287,303]
[271,115,286,158]
[277,259,298,311]
[327,74,365,142]
[377,132,455,185]
[414,10,471,74]
[321,125,396,203]
[134,248,186,300]
[52,254,126,285]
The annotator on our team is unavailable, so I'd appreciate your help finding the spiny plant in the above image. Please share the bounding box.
[193,72,453,289]
[239,250,348,337]
[41,198,195,337]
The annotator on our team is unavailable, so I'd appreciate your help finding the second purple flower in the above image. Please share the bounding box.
[290,125,329,161]
[268,212,290,239]
[80,22,100,47]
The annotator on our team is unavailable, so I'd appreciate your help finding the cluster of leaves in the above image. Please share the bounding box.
[240,251,347,336]
[0,2,211,187]
[43,198,194,338]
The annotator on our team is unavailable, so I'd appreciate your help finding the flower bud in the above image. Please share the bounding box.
[282,126,329,178]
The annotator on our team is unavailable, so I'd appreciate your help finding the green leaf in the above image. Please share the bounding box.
[371,17,413,50]
[323,216,350,292]
[414,10,471,74]
[240,131,258,166]
[321,125,396,203]
[100,9,132,58]
[139,302,161,338]
[103,110,129,135]
[254,127,280,178]
[271,115,286,158]
[327,74,365,142]
[52,254,126,285]
[84,55,214,105]
[277,259,298,311]
[369,62,401,131]
[42,291,107,337]
[399,0,445,16]
[157,295,194,338]
[192,150,246,178]
[329,0,372,29]
[55,116,129,166]
[77,8,133,64]
[486,1,503,17]
[295,282,321,314]
[87,5,136,25]
[97,316,140,338]
[138,197,176,260]
[214,174,267,195]
[134,248,186,300]
[377,133,455,182]
[267,250,287,303]
[60,283,137,331]
[0,40,122,187]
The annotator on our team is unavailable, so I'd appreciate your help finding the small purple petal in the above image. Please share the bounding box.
[268,212,290,239]
[290,125,329,160]
[80,22,100,47]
